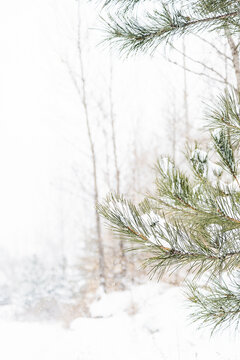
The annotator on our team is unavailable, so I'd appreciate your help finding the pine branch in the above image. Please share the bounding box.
[102,4,240,55]
[153,157,240,228]
[195,0,240,15]
[100,0,240,13]
[96,0,240,332]
[187,276,240,332]
[98,195,240,279]
[102,0,144,10]
[207,91,240,146]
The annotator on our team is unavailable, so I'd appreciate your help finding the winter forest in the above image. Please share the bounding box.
[1,0,240,359]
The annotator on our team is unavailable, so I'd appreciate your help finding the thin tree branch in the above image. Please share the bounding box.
[163,54,236,90]
[194,34,232,62]
[170,44,229,83]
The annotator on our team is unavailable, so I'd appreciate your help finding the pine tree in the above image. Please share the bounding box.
[97,1,240,332]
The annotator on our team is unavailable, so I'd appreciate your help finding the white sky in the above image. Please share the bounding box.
[0,0,224,258]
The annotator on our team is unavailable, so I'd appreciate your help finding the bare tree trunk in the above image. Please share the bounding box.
[109,56,120,195]
[129,139,139,285]
[108,55,126,281]
[224,40,229,89]
[182,38,189,142]
[96,101,111,189]
[102,127,111,189]
[166,92,177,162]
[172,111,176,163]
[76,0,106,292]
[226,33,240,94]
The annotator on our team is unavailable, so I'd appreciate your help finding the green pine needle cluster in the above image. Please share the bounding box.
[98,92,240,331]
[95,0,240,332]
[99,0,240,55]
[187,277,240,332]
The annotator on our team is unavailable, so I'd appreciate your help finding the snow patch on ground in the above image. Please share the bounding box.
[0,282,239,360]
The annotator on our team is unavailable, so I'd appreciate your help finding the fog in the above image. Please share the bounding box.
[0,1,239,359]
[0,0,213,259]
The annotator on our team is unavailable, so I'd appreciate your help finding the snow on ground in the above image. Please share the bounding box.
[0,281,239,360]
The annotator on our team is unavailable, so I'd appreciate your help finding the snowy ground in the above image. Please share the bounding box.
[0,282,239,360]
